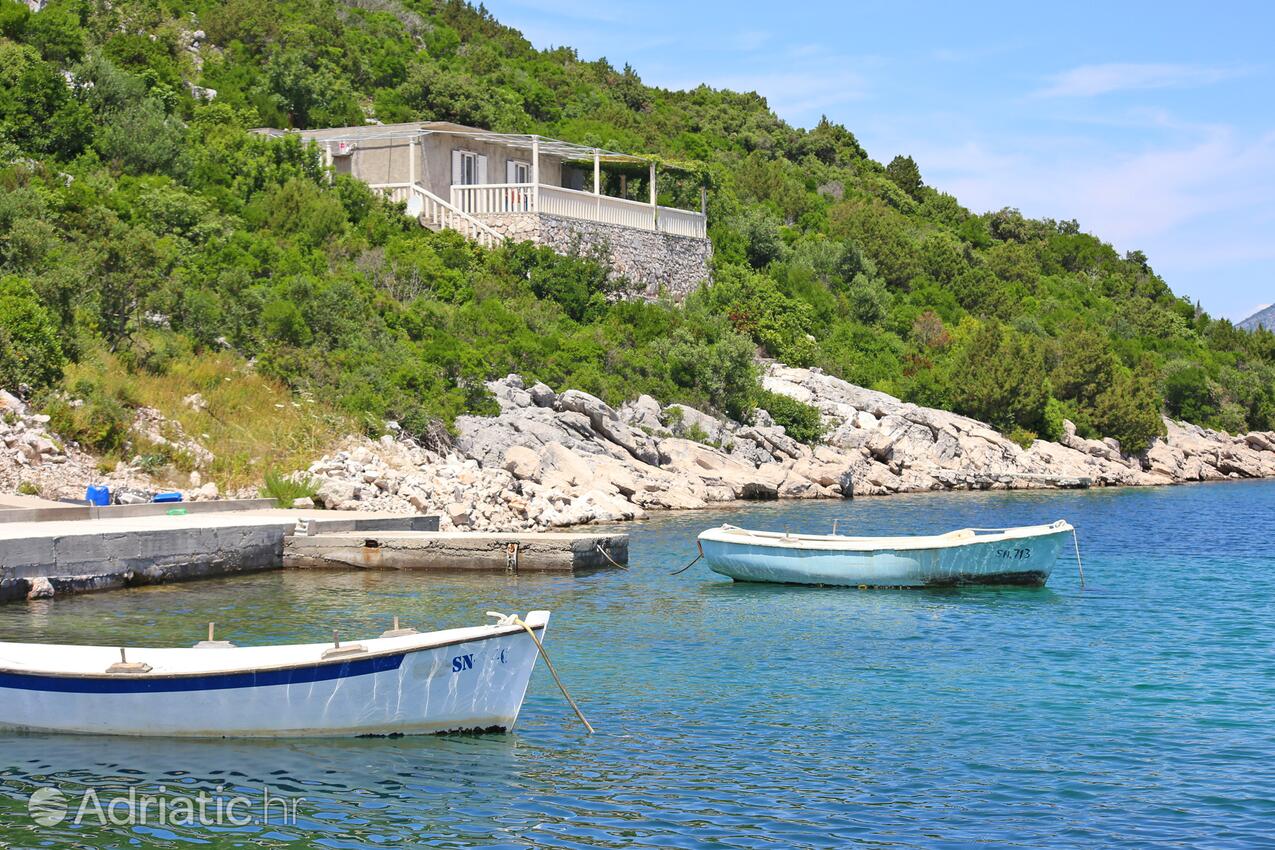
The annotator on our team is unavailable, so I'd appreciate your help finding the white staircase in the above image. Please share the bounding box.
[379,183,504,250]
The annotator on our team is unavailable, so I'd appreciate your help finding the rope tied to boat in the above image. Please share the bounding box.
[489,612,594,734]
[1071,527,1086,589]
[669,539,704,576]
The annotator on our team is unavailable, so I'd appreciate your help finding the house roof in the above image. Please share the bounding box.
[253,121,652,165]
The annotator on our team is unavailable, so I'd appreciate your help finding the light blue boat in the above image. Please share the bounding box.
[698,520,1074,588]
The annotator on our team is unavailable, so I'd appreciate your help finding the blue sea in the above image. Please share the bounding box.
[1,481,1273,848]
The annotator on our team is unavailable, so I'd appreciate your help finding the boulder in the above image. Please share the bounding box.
[790,455,849,489]
[489,375,533,411]
[1245,432,1275,453]
[1143,441,1184,479]
[838,467,855,495]
[445,502,472,527]
[528,382,557,408]
[316,478,357,509]
[778,472,821,498]
[0,389,26,413]
[665,403,733,445]
[191,482,219,501]
[538,441,595,490]
[502,445,541,480]
[26,577,54,600]
[657,438,784,499]
[556,389,660,465]
[761,373,815,404]
[618,394,665,434]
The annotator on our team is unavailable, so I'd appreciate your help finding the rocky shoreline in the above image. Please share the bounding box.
[6,364,1275,529]
[299,363,1275,530]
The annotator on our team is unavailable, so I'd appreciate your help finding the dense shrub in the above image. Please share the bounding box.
[756,389,825,444]
[949,320,1049,434]
[0,275,63,390]
[43,385,133,456]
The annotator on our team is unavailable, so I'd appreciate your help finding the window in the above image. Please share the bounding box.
[508,160,531,184]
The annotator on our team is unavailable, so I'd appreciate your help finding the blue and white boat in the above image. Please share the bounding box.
[699,521,1074,587]
[0,611,549,737]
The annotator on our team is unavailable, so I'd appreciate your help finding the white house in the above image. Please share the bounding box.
[254,121,712,298]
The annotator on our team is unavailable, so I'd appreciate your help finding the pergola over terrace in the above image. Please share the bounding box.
[291,121,707,240]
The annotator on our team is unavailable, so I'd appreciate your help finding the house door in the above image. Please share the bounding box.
[506,160,532,210]
[451,150,488,212]
[452,150,487,185]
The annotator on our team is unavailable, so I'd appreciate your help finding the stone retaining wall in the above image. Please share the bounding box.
[477,212,712,300]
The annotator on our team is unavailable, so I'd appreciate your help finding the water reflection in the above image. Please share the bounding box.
[0,483,1273,847]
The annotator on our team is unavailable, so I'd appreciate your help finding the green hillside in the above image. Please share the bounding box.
[2,0,1273,470]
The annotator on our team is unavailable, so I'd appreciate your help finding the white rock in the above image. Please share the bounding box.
[0,390,26,413]
[446,501,472,526]
[27,577,54,600]
[502,445,541,480]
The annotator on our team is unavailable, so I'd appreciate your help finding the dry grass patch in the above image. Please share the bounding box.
[58,349,358,491]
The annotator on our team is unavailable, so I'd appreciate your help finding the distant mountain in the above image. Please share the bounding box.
[1239,305,1275,331]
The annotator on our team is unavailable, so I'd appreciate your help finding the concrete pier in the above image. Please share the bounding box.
[0,501,436,602]
[284,530,629,573]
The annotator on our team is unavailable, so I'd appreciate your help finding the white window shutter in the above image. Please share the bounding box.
[451,150,462,185]
[477,155,488,185]
[506,159,517,183]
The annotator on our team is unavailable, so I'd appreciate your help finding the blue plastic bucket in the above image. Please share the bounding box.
[85,485,110,506]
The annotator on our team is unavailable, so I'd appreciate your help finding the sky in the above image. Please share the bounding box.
[483,0,1275,322]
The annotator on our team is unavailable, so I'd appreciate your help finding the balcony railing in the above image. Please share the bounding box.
[449,183,707,239]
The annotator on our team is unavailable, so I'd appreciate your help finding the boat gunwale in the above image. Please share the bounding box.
[0,618,546,682]
[697,520,1072,553]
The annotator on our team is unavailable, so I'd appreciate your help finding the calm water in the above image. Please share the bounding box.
[1,482,1274,848]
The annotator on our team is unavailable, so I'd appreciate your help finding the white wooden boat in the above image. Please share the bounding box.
[699,521,1073,587]
[0,611,549,738]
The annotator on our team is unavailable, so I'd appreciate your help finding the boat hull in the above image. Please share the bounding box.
[0,613,548,738]
[700,525,1071,588]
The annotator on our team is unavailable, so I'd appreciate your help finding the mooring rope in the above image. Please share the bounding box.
[594,543,626,569]
[1072,527,1086,589]
[670,539,704,576]
[500,614,594,734]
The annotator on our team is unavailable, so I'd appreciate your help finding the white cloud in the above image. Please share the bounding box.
[661,68,868,119]
[1036,63,1244,98]
[917,126,1274,241]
